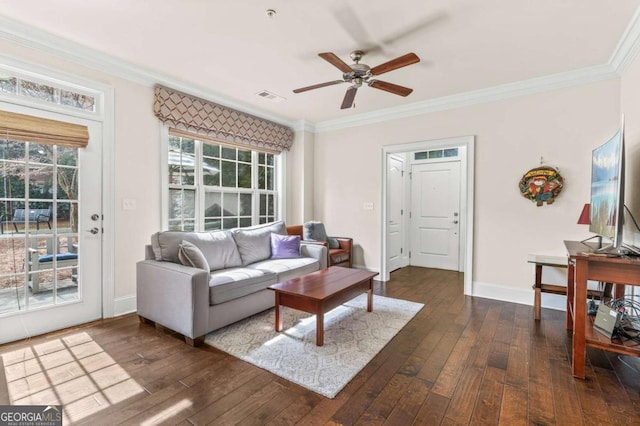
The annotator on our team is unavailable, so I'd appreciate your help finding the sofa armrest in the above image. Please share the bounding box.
[300,242,328,269]
[331,237,353,252]
[136,259,210,339]
[301,240,328,247]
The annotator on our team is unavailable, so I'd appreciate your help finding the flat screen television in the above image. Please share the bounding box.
[589,120,625,253]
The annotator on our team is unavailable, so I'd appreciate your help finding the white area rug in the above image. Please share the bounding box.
[205,294,423,398]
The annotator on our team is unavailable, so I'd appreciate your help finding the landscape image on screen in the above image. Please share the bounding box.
[590,129,622,240]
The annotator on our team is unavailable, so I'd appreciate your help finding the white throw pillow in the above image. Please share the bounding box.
[178,240,210,271]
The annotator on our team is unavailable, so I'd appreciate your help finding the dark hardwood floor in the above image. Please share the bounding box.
[1,266,640,425]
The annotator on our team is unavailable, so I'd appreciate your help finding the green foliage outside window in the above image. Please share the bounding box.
[0,139,79,231]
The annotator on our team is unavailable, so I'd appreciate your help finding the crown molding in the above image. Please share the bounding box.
[1,8,638,135]
[609,5,640,74]
[291,119,317,133]
[314,64,619,132]
[0,15,297,129]
[314,4,640,132]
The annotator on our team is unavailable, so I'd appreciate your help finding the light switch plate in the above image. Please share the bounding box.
[122,198,137,210]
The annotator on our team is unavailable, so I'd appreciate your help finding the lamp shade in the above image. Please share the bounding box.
[577,203,590,225]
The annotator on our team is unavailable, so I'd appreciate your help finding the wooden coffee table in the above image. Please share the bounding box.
[268,266,378,346]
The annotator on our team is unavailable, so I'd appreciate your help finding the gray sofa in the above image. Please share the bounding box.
[136,221,327,345]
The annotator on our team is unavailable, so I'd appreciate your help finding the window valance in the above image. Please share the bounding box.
[153,86,294,152]
[0,110,89,148]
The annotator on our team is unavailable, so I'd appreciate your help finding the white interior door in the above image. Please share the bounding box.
[410,161,461,270]
[0,104,102,344]
[386,155,406,272]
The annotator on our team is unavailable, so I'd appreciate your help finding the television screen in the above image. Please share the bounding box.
[589,127,624,249]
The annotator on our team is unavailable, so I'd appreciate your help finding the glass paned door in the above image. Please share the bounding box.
[0,104,102,344]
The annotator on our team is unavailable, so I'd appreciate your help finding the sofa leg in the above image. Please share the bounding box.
[185,336,205,347]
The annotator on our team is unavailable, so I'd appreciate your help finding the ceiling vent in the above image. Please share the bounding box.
[256,90,286,103]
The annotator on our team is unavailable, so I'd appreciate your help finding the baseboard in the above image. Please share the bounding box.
[110,279,566,319]
[539,292,567,311]
[112,294,137,317]
[472,281,566,312]
[353,264,380,279]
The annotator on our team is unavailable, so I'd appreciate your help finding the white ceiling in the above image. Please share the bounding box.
[0,0,639,125]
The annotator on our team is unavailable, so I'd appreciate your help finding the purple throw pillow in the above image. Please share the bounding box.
[271,233,301,259]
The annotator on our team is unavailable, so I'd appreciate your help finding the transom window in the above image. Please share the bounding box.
[0,67,97,113]
[414,148,459,160]
[168,134,277,231]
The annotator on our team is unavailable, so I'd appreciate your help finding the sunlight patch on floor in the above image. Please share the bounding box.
[1,331,146,424]
[139,398,193,426]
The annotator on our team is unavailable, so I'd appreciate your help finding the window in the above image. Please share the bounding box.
[0,69,97,113]
[414,147,459,160]
[0,138,80,310]
[167,135,277,231]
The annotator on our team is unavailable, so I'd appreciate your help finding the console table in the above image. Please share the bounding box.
[564,240,638,378]
[527,254,568,320]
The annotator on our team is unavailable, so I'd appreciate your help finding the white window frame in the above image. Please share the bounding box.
[0,54,115,317]
[160,126,284,231]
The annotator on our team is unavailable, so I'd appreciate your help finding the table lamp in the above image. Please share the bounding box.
[577,203,590,226]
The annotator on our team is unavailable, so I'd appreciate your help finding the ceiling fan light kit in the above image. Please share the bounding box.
[293,50,420,109]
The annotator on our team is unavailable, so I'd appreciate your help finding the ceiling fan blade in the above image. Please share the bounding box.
[293,80,345,93]
[319,52,353,74]
[341,86,358,109]
[331,4,381,55]
[380,12,449,45]
[369,80,413,97]
[370,53,420,76]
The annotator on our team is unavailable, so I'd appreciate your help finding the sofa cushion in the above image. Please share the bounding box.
[271,234,301,259]
[151,230,242,270]
[249,257,319,283]
[209,267,276,305]
[178,240,210,271]
[231,220,287,266]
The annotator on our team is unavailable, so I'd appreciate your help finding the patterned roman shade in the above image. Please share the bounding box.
[153,86,294,152]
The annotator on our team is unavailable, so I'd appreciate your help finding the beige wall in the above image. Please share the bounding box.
[0,40,161,307]
[621,55,640,248]
[314,79,621,298]
[0,35,633,311]
[112,80,160,299]
[286,129,315,225]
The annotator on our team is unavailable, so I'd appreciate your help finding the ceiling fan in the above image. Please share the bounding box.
[293,50,420,109]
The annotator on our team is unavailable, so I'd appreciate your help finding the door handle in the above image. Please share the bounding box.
[88,227,100,235]
[453,220,459,224]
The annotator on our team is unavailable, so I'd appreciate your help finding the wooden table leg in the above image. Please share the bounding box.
[316,310,324,346]
[274,292,282,332]
[572,258,587,379]
[534,264,542,320]
[566,259,575,331]
[614,283,625,299]
[367,280,373,312]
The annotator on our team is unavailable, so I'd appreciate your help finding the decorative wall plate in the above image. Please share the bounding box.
[519,166,564,206]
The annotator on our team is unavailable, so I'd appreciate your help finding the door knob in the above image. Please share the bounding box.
[88,227,100,234]
[91,214,100,221]
[453,220,459,224]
